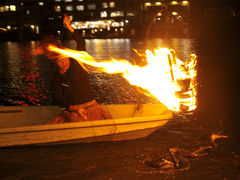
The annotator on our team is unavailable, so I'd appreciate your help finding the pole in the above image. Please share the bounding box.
[168,54,175,81]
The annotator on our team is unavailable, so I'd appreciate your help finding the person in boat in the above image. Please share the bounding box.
[47,14,112,124]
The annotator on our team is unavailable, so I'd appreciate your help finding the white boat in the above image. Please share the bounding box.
[0,103,172,147]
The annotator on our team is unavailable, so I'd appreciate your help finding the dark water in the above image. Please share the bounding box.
[1,37,240,179]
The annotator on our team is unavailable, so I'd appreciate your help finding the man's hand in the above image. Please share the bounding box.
[63,14,74,33]
[63,14,71,27]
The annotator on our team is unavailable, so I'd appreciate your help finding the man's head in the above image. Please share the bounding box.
[56,57,70,74]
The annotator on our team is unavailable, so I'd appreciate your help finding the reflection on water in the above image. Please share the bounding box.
[0,41,51,105]
[146,38,197,60]
[86,39,132,60]
[0,38,197,106]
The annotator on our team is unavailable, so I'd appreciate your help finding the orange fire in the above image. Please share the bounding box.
[47,45,197,112]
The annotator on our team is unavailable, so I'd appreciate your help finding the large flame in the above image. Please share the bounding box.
[47,45,197,112]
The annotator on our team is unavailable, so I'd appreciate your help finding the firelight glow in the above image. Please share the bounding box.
[48,45,197,112]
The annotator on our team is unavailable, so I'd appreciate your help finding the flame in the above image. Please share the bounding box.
[47,45,197,112]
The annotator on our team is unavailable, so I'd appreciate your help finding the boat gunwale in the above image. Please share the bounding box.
[0,113,172,134]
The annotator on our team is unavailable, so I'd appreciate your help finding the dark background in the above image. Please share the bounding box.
[196,12,240,136]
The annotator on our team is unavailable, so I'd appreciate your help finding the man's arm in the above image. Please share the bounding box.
[63,14,86,51]
[63,14,89,71]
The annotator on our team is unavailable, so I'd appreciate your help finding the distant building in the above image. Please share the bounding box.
[0,0,192,41]
[190,0,240,37]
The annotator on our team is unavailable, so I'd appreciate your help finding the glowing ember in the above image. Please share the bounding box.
[47,45,197,112]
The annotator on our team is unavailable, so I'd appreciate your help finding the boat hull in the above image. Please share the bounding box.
[0,104,172,147]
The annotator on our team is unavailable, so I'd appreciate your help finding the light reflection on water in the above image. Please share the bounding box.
[0,38,197,106]
[86,39,132,60]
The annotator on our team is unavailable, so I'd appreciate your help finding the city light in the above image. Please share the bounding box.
[71,20,124,30]
[100,11,107,18]
[145,2,151,7]
[4,5,9,11]
[182,1,189,6]
[9,5,16,11]
[171,1,178,5]
[102,2,108,8]
[76,5,84,11]
[155,2,162,6]
[0,27,7,31]
[109,1,115,8]
[0,6,4,12]
[65,5,73,11]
